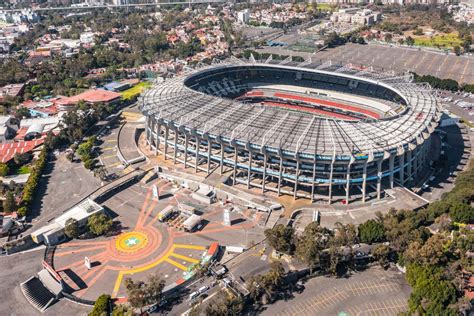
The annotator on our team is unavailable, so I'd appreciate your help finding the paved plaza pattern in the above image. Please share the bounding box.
[53,178,266,300]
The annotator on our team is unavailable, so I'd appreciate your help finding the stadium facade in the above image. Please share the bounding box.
[140,58,440,203]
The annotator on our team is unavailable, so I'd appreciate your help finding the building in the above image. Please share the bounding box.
[0,83,25,102]
[330,8,382,26]
[140,60,440,204]
[55,89,122,111]
[31,199,104,246]
[0,116,18,141]
[0,115,19,142]
[237,10,250,24]
[19,116,59,140]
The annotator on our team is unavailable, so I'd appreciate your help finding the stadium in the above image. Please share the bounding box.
[140,58,441,204]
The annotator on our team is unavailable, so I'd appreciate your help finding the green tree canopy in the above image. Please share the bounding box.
[358,219,386,244]
[264,224,295,255]
[89,294,111,316]
[87,213,113,236]
[3,190,16,214]
[64,218,80,239]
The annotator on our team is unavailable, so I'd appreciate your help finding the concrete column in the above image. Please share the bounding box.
[362,161,367,203]
[232,148,238,186]
[145,116,150,145]
[345,163,351,203]
[413,148,418,178]
[293,160,299,200]
[418,145,423,170]
[407,150,413,182]
[399,153,405,185]
[328,161,334,204]
[311,160,317,203]
[389,153,395,189]
[164,126,169,160]
[262,154,267,194]
[173,129,178,165]
[184,134,189,169]
[207,140,212,174]
[195,136,199,173]
[376,159,382,199]
[155,123,160,156]
[247,152,252,189]
[277,157,283,196]
[220,144,224,175]
[149,118,154,151]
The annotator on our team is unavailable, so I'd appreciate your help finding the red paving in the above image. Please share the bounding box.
[53,179,259,300]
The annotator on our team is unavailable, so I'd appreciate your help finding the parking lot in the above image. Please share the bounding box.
[265,266,410,316]
[257,43,474,84]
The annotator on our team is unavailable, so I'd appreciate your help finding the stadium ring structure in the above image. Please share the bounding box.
[140,57,441,204]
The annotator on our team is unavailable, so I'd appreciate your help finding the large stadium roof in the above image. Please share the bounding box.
[140,59,440,159]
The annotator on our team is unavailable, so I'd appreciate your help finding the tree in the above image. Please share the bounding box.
[295,222,331,274]
[88,213,113,236]
[112,305,133,316]
[449,203,474,224]
[358,219,386,244]
[405,36,415,46]
[204,292,244,316]
[124,278,147,313]
[13,152,32,166]
[264,224,295,255]
[385,33,393,43]
[406,265,457,315]
[403,234,447,266]
[0,163,9,176]
[144,274,165,305]
[3,190,16,214]
[89,294,111,316]
[453,45,461,56]
[372,244,390,268]
[15,107,30,119]
[124,274,165,313]
[333,222,357,247]
[64,218,80,239]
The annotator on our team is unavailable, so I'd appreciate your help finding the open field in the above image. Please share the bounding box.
[413,33,463,49]
[121,81,152,100]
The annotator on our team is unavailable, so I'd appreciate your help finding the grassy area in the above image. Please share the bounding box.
[315,3,337,12]
[413,33,463,48]
[121,81,152,100]
[17,165,31,175]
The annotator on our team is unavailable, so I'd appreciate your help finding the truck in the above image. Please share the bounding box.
[158,205,174,222]
[183,214,201,232]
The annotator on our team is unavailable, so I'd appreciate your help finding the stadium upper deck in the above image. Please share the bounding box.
[141,60,439,159]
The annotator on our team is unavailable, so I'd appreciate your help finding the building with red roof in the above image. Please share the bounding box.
[0,138,45,163]
[55,89,121,111]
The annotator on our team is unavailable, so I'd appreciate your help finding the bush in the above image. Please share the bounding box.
[89,294,111,316]
[0,163,9,176]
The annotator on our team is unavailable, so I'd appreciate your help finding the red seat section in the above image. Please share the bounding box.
[262,102,358,121]
[273,92,381,119]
